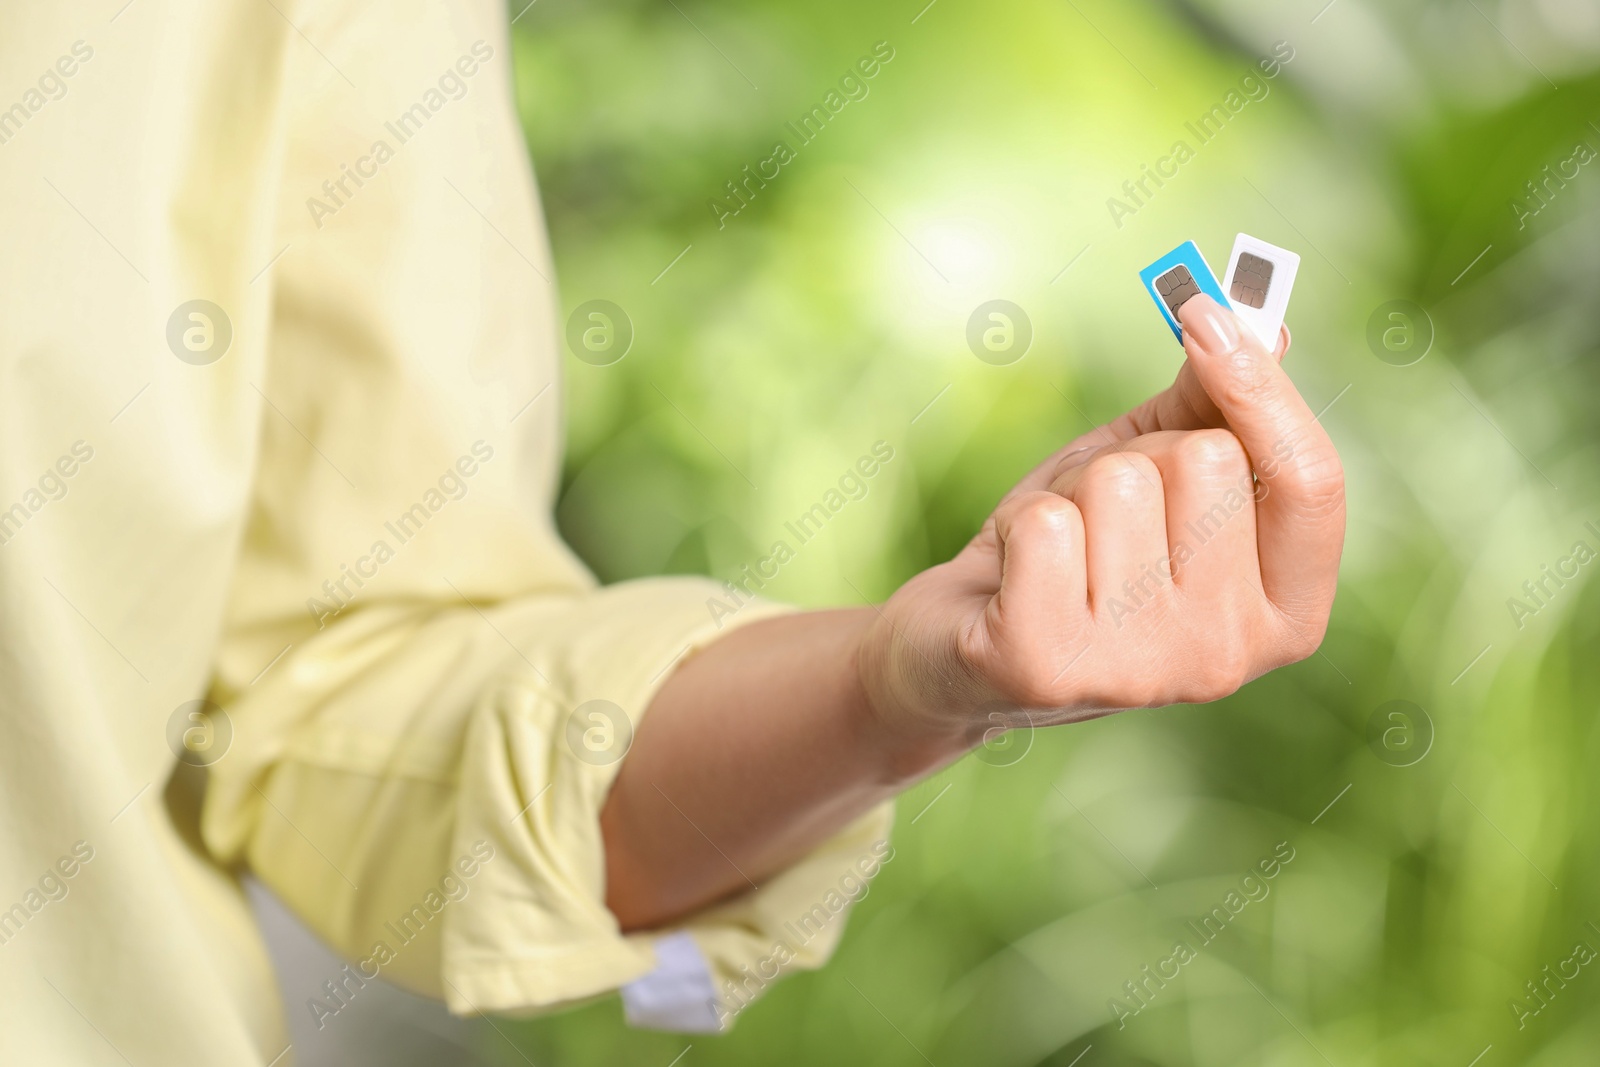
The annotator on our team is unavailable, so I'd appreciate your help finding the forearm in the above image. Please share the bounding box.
[600,607,967,931]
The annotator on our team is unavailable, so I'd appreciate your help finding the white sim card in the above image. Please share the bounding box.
[1221,233,1299,351]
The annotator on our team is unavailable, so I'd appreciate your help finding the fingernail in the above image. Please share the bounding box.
[1183,297,1241,358]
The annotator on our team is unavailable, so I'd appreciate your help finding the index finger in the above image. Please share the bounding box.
[1002,325,1291,506]
[1109,322,1291,439]
[1176,295,1344,627]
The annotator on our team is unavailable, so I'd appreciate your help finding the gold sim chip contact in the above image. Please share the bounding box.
[1221,234,1299,349]
[1140,240,1232,343]
[1155,264,1203,319]
[1230,251,1274,309]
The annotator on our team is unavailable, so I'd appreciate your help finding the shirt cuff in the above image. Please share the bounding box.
[642,802,895,1030]
[438,576,894,1026]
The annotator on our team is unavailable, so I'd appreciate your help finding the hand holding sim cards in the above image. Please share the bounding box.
[855,226,1342,749]
[1141,234,1297,355]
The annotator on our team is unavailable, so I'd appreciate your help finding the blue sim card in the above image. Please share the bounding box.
[1139,240,1232,343]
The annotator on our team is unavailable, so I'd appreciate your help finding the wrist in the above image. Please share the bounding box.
[848,608,977,788]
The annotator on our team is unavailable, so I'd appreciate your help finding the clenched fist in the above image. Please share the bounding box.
[858,294,1345,764]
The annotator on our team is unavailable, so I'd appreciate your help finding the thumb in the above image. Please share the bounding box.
[1111,316,1291,439]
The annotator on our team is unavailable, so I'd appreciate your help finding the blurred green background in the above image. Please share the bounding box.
[501,0,1600,1063]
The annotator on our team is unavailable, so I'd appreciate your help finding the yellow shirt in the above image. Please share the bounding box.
[0,1,891,1062]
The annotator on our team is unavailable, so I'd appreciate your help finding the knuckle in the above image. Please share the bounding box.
[1215,651,1253,699]
[1001,492,1079,549]
[1178,615,1254,703]
[1131,677,1169,710]
[1214,349,1277,407]
[1018,673,1062,710]
[1185,647,1249,703]
[1080,452,1160,503]
[1082,654,1166,709]
[1000,656,1069,709]
[1278,616,1329,664]
[1177,428,1250,479]
[1278,448,1346,518]
[1022,491,1075,528]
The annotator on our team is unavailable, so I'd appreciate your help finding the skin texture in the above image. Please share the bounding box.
[601,295,1344,931]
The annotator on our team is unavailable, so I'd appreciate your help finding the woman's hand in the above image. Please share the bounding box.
[605,294,1344,930]
[857,295,1346,777]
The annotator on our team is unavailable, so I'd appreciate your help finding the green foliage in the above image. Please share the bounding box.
[502,0,1600,1063]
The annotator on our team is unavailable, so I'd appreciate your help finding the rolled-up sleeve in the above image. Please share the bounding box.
[198,0,891,1032]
